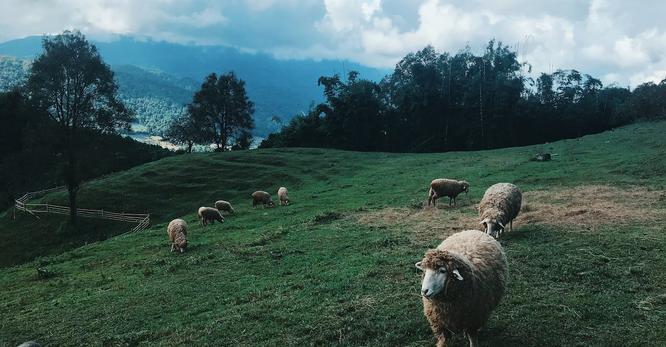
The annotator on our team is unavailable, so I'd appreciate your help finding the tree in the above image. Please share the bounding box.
[27,31,132,224]
[165,113,202,153]
[189,72,255,150]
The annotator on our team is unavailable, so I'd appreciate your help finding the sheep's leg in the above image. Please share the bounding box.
[436,333,448,347]
[466,330,479,347]
[510,219,513,231]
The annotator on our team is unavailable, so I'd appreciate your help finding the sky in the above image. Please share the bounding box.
[1,0,665,87]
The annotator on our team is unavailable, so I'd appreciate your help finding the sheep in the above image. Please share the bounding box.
[415,229,508,347]
[215,200,235,214]
[198,206,225,226]
[428,179,470,207]
[478,183,522,238]
[167,219,188,253]
[277,187,290,206]
[252,191,275,208]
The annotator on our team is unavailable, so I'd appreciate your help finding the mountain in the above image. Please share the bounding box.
[0,36,389,136]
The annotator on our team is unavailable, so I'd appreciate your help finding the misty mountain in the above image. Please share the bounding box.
[0,36,388,136]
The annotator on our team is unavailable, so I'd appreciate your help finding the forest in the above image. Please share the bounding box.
[261,41,666,152]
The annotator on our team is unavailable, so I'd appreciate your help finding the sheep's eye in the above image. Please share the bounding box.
[438,268,447,273]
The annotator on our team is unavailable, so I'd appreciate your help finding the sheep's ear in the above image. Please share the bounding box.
[498,221,505,229]
[452,269,463,281]
[415,261,424,271]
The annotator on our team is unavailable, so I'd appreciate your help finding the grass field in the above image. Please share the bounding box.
[1,122,666,346]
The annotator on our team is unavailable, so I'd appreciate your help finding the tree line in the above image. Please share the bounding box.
[260,41,666,152]
[1,31,256,223]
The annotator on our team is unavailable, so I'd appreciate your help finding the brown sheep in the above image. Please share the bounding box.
[252,191,275,208]
[198,206,225,226]
[478,183,522,238]
[427,179,470,206]
[167,219,188,253]
[215,200,235,214]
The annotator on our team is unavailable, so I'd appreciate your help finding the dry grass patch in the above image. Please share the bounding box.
[518,185,666,230]
[355,205,479,241]
[354,185,666,237]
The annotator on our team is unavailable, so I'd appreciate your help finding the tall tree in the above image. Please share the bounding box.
[27,31,132,224]
[165,113,203,153]
[189,72,255,150]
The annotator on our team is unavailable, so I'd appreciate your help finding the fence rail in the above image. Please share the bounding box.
[14,187,150,232]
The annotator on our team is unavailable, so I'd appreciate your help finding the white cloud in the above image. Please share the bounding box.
[2,0,666,86]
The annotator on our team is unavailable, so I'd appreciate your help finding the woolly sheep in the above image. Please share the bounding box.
[428,179,470,207]
[277,187,290,206]
[215,200,235,214]
[167,219,188,253]
[198,206,225,226]
[416,230,508,347]
[478,183,522,238]
[252,191,275,208]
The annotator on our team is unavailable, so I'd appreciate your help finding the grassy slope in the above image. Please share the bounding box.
[1,122,666,346]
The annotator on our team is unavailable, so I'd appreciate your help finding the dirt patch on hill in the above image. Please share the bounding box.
[354,185,666,238]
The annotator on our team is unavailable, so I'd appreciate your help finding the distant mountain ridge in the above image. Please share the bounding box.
[0,35,388,136]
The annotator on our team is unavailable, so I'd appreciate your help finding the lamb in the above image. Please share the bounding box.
[198,206,225,226]
[251,191,275,208]
[167,219,188,253]
[478,183,522,238]
[427,179,470,207]
[277,187,290,206]
[215,200,235,214]
[416,229,508,347]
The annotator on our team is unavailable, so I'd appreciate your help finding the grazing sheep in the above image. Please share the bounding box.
[252,191,275,208]
[278,187,290,206]
[416,230,508,347]
[478,183,522,238]
[215,200,235,214]
[428,179,470,207]
[167,219,188,253]
[198,206,225,226]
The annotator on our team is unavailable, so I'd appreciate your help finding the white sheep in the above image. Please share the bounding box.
[251,191,275,208]
[416,229,508,347]
[428,179,470,207]
[277,187,290,206]
[478,183,522,238]
[167,219,188,253]
[215,200,235,214]
[198,206,225,226]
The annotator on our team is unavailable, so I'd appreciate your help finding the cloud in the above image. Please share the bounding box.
[1,0,666,86]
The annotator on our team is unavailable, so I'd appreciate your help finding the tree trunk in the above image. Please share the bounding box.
[65,128,79,225]
[187,142,193,153]
[67,184,78,225]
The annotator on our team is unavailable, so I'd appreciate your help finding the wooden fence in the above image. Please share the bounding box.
[14,186,150,232]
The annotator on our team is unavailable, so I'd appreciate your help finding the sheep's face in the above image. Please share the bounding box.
[415,252,464,300]
[460,181,470,194]
[176,235,187,253]
[481,218,504,238]
[267,200,276,207]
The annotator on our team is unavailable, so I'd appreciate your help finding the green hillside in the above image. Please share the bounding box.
[2,122,666,346]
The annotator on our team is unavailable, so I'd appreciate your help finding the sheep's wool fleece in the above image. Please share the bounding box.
[430,179,466,198]
[422,230,508,335]
[215,200,233,212]
[479,183,522,223]
[167,219,188,241]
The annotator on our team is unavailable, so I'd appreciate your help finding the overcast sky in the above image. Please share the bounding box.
[1,0,665,87]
